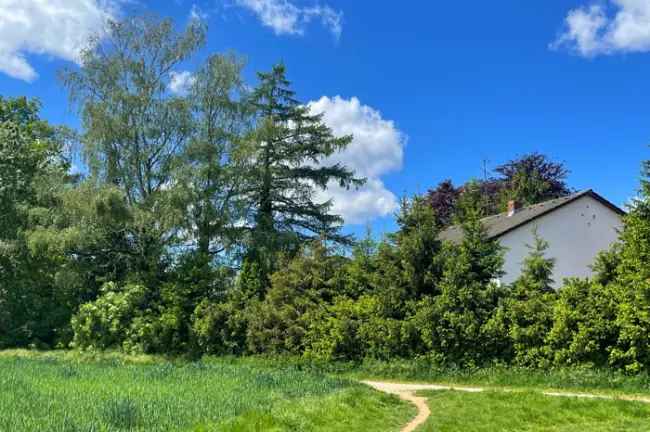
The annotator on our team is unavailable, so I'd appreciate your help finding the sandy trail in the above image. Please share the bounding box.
[362,380,650,432]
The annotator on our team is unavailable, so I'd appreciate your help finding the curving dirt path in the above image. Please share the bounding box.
[362,380,650,432]
[362,381,484,432]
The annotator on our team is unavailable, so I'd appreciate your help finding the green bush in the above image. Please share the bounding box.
[71,282,148,351]
[415,212,508,367]
[305,295,420,361]
[503,234,557,367]
[191,293,250,355]
[547,279,618,367]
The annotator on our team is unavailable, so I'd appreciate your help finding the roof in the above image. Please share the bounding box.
[438,189,625,244]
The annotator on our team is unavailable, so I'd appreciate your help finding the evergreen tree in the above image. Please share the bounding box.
[609,159,650,372]
[240,64,363,294]
[416,208,506,365]
[391,196,443,299]
[506,232,557,366]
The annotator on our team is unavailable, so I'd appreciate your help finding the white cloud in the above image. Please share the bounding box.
[169,70,196,95]
[308,96,406,225]
[552,0,650,56]
[233,0,342,39]
[189,4,209,21]
[0,0,120,81]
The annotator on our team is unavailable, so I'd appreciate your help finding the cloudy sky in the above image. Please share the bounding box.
[2,0,650,235]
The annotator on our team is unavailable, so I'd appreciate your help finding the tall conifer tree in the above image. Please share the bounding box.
[240,64,363,294]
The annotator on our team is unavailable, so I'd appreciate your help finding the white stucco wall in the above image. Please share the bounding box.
[498,195,623,287]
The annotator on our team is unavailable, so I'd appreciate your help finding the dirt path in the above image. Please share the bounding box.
[362,380,650,432]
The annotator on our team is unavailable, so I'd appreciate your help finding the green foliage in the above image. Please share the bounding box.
[192,292,250,356]
[71,282,148,351]
[306,295,421,361]
[392,196,443,299]
[245,241,346,354]
[547,279,618,367]
[504,233,557,367]
[0,96,73,349]
[416,211,507,366]
[607,162,650,372]
[426,153,572,226]
[240,64,364,293]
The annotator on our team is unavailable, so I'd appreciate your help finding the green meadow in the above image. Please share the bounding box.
[4,351,650,431]
[417,390,650,432]
[0,351,411,432]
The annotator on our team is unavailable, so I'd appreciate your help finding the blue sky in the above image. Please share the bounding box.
[2,0,650,237]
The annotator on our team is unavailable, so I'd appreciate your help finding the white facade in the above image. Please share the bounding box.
[497,195,623,287]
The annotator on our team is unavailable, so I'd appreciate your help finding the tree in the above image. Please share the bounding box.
[391,196,443,299]
[425,153,572,225]
[505,232,557,366]
[0,97,65,238]
[0,97,72,348]
[608,158,650,372]
[179,53,249,259]
[426,179,460,227]
[246,241,347,354]
[495,152,572,207]
[239,64,364,293]
[416,208,507,365]
[61,15,206,280]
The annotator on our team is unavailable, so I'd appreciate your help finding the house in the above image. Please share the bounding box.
[438,190,625,287]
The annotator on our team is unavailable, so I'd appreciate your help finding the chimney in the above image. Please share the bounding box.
[507,200,518,217]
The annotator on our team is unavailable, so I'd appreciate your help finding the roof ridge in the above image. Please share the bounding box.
[438,189,623,244]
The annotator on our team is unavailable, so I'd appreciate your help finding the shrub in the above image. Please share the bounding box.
[415,212,508,366]
[305,295,421,361]
[191,292,250,355]
[71,282,148,351]
[504,233,557,367]
[547,279,618,367]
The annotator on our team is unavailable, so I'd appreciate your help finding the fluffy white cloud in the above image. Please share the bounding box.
[169,70,196,95]
[552,0,650,56]
[233,0,342,39]
[0,0,120,81]
[308,96,406,225]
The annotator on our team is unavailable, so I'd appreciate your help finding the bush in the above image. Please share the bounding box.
[305,295,421,361]
[547,279,618,367]
[504,234,557,367]
[191,292,250,355]
[415,212,508,367]
[71,282,148,351]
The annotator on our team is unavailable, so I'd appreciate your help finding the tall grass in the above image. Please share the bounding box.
[216,355,650,395]
[0,350,409,431]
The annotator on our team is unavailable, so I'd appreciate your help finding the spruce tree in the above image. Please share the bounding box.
[507,231,557,366]
[240,64,363,294]
[609,159,650,372]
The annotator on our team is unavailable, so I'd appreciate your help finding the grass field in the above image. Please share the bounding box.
[417,390,650,431]
[4,351,650,431]
[0,350,412,432]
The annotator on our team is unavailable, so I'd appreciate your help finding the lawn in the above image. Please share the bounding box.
[0,350,413,432]
[416,389,650,431]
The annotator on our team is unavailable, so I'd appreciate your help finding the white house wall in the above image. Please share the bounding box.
[497,195,623,287]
